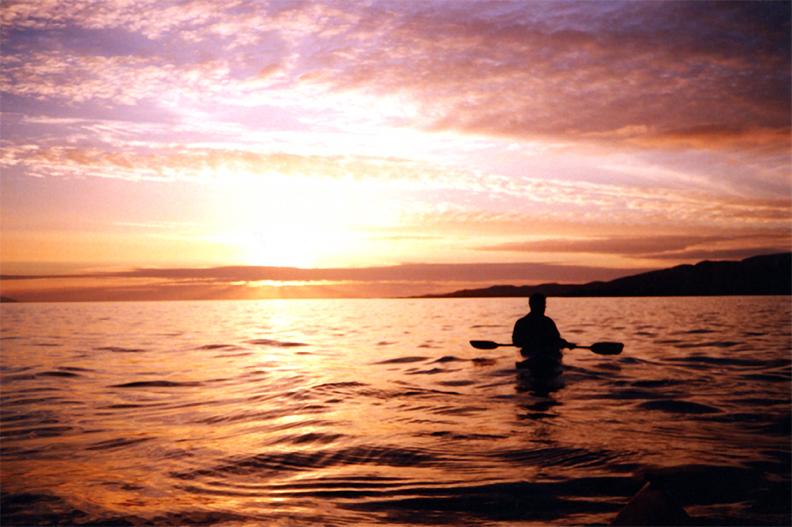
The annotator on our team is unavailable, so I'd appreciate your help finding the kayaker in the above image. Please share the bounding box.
[512,293,572,363]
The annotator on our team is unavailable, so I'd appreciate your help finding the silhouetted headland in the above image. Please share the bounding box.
[0,296,18,303]
[419,253,791,298]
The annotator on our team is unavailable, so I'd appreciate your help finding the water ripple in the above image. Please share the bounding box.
[1,297,789,526]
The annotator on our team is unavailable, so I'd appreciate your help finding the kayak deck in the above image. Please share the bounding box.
[516,348,563,375]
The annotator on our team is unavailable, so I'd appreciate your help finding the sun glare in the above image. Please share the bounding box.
[212,171,394,268]
[238,223,360,268]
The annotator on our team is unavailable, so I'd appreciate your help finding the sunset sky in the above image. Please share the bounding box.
[1,0,790,300]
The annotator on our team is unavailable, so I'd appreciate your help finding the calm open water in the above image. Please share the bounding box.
[1,297,790,526]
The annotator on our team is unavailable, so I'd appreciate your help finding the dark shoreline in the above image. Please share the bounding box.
[416,253,791,298]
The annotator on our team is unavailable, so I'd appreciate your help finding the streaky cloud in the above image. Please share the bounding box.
[1,261,646,284]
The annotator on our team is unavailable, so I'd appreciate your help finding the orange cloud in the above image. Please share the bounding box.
[477,233,791,261]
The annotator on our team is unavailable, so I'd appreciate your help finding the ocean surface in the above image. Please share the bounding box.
[1,297,790,526]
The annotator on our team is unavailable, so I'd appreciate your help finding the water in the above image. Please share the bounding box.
[1,297,789,526]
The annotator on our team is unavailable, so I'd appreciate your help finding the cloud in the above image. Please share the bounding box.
[624,125,792,153]
[1,0,220,40]
[0,51,238,107]
[479,235,732,254]
[476,233,791,260]
[641,247,789,261]
[4,140,788,233]
[4,251,786,301]
[1,260,645,284]
[294,1,791,150]
[0,143,494,191]
[1,1,789,277]
[3,1,788,151]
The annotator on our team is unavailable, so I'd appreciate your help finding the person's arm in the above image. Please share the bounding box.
[549,319,574,349]
[512,319,524,347]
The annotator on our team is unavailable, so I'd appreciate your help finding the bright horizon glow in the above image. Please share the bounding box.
[0,0,790,299]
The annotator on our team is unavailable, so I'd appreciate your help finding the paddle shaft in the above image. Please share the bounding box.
[472,342,582,349]
[469,339,623,355]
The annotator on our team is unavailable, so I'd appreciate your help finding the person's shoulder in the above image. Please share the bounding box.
[515,313,535,325]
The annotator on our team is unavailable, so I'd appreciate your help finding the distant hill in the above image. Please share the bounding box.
[420,253,792,298]
[0,296,19,303]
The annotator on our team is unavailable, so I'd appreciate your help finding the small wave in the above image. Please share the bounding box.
[341,479,622,522]
[740,373,790,383]
[616,357,644,364]
[197,409,301,425]
[494,446,624,470]
[269,432,346,446]
[37,371,80,378]
[760,414,791,436]
[631,379,686,388]
[432,355,463,363]
[246,338,308,347]
[0,492,249,527]
[87,437,152,451]
[173,445,443,480]
[638,399,721,414]
[196,344,240,351]
[0,411,45,425]
[0,366,33,374]
[406,368,448,375]
[110,380,203,388]
[310,381,368,394]
[432,405,486,415]
[471,357,496,366]
[591,389,666,401]
[0,373,38,383]
[437,380,476,387]
[730,397,789,406]
[95,346,146,353]
[2,396,62,407]
[1,425,73,439]
[423,431,508,441]
[374,356,428,364]
[673,341,740,349]
[666,356,767,367]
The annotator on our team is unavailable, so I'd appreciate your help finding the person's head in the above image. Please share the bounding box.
[529,293,546,314]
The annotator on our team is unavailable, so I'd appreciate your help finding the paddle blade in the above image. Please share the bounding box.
[589,342,624,355]
[469,340,501,350]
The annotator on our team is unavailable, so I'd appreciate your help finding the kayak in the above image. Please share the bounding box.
[516,348,563,376]
[515,357,562,376]
[611,481,690,526]
[515,348,564,394]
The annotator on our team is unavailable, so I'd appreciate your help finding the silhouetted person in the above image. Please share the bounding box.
[512,293,571,365]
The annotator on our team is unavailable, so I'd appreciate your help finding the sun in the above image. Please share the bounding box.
[239,222,360,268]
[212,171,391,268]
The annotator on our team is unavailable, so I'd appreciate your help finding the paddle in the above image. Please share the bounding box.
[469,340,623,355]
